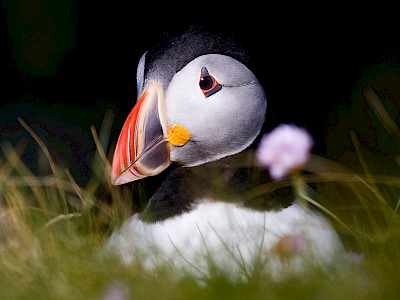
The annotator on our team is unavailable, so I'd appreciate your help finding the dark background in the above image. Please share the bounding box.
[1,2,399,185]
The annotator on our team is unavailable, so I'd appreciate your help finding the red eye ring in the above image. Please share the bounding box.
[199,67,222,97]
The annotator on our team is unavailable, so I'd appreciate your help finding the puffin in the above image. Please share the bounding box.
[107,25,347,283]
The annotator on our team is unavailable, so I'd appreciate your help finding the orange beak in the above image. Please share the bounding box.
[111,82,171,185]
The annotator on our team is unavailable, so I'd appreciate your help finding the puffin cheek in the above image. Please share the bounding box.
[231,85,266,139]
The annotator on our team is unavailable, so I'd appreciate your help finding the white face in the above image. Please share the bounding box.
[165,54,267,167]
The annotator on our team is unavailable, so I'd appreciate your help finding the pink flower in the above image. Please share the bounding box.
[271,233,306,257]
[256,124,313,180]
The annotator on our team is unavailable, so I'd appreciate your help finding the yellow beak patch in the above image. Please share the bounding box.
[167,124,191,146]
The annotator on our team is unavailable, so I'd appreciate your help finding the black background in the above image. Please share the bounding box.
[1,2,399,184]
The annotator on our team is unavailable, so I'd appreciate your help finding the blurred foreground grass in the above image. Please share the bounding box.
[1,87,400,299]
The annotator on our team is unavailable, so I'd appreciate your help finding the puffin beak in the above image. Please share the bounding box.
[111,82,170,185]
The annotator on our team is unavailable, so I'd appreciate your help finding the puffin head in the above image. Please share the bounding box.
[111,27,267,185]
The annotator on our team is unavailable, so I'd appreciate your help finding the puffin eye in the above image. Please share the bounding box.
[199,67,222,97]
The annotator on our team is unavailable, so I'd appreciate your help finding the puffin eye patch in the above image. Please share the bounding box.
[199,67,222,97]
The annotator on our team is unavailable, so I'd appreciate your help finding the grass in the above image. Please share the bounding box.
[1,88,400,299]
